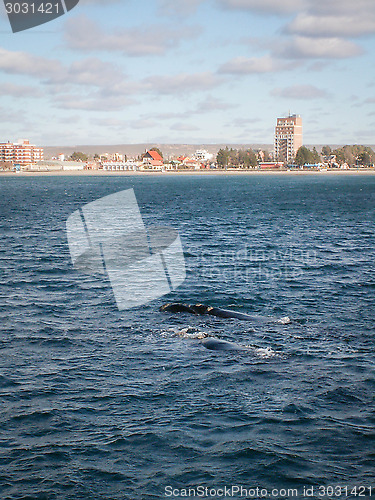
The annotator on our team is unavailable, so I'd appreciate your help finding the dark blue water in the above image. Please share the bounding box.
[0,174,374,500]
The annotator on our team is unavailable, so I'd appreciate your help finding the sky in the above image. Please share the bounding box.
[0,0,375,146]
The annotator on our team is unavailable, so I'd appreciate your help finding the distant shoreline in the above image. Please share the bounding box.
[1,168,375,177]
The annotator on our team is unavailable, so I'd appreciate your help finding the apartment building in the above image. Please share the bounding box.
[0,139,44,166]
[274,115,303,163]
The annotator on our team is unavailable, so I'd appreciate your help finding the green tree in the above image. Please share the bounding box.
[355,145,375,166]
[333,146,354,166]
[245,149,258,168]
[295,146,313,166]
[357,151,372,166]
[217,147,258,168]
[312,147,321,163]
[237,149,246,167]
[330,145,375,166]
[321,146,332,157]
[228,148,238,167]
[262,150,272,162]
[216,148,230,168]
[70,151,88,162]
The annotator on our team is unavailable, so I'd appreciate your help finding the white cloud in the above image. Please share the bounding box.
[53,92,135,111]
[308,0,375,16]
[0,106,31,123]
[0,48,62,77]
[143,72,222,94]
[48,58,125,87]
[79,0,122,4]
[171,123,200,131]
[0,82,41,97]
[159,0,204,15]
[218,0,306,14]
[131,119,158,129]
[271,84,330,99]
[218,55,291,74]
[219,0,375,17]
[193,96,236,112]
[95,118,128,128]
[227,117,261,128]
[275,36,363,59]
[287,13,375,37]
[65,16,196,56]
[152,112,182,120]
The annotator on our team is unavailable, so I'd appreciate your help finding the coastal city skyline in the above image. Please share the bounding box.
[0,0,374,146]
[2,120,375,171]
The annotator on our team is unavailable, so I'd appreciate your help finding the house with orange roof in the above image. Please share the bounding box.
[142,150,164,170]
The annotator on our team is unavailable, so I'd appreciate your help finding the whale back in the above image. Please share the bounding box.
[159,303,196,314]
[160,302,262,321]
[201,338,245,351]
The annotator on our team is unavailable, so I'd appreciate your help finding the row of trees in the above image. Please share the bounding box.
[322,145,375,166]
[294,146,321,166]
[294,145,375,167]
[216,147,270,168]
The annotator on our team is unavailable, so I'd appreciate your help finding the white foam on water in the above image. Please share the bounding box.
[248,346,279,358]
[278,316,291,325]
[162,326,209,339]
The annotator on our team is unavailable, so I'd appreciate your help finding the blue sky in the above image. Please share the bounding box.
[0,0,374,146]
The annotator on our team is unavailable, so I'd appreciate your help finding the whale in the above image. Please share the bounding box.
[160,302,260,320]
[173,327,245,351]
[200,337,246,351]
[160,302,290,324]
[172,327,277,355]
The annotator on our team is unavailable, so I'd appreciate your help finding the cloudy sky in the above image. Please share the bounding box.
[0,0,374,146]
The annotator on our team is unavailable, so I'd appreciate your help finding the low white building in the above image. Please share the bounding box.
[193,150,214,162]
[30,160,84,171]
[102,160,138,171]
[63,161,85,171]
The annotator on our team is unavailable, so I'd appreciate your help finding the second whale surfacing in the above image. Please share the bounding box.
[200,338,245,351]
[174,329,277,355]
[160,302,290,324]
[173,328,247,351]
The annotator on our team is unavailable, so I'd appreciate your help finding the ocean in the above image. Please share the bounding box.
[0,173,374,499]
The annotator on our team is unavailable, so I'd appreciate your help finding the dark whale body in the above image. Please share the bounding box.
[160,303,289,352]
[201,338,245,351]
[160,302,262,321]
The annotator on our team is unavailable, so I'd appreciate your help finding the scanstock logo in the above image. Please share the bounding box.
[4,0,79,33]
[66,190,186,311]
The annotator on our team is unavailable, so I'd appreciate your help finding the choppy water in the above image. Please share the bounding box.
[0,174,374,499]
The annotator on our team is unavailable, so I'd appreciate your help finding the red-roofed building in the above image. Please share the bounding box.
[144,150,163,162]
[142,150,164,170]
[175,156,202,169]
